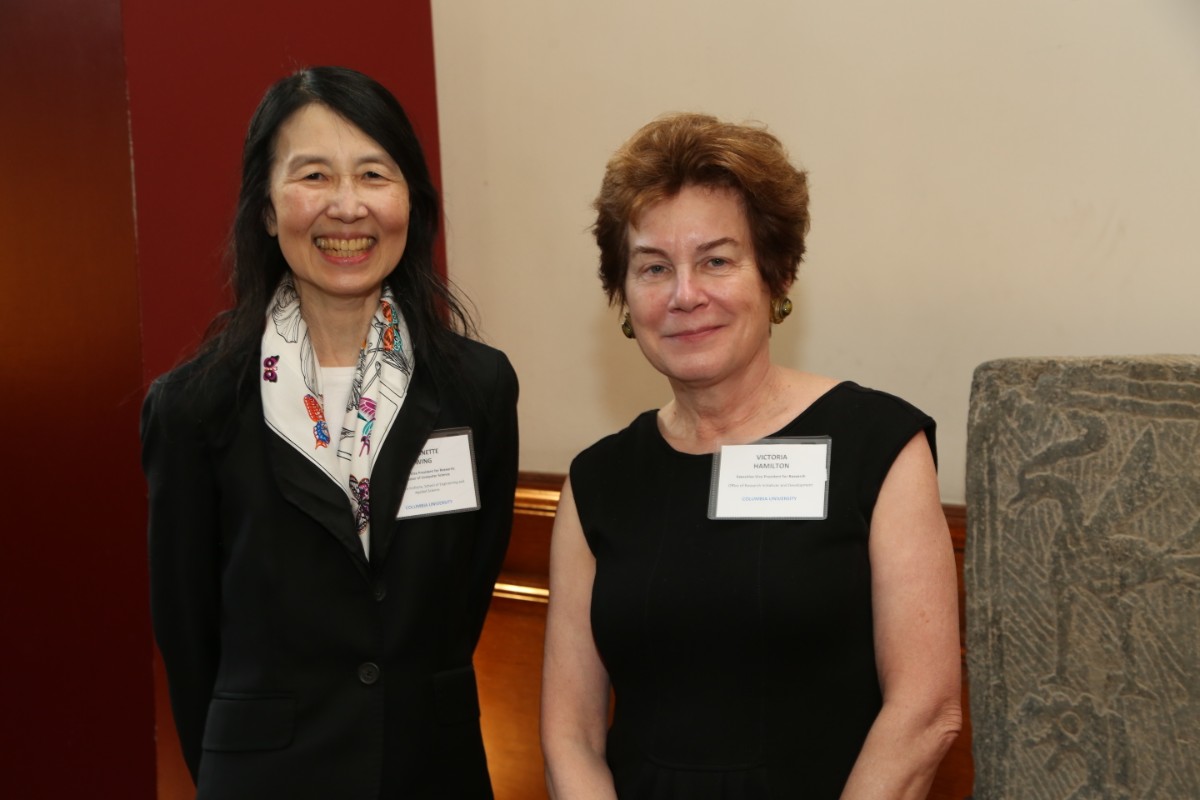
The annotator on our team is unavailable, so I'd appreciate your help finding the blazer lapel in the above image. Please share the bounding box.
[265,433,368,567]
[368,361,441,566]
[249,379,370,575]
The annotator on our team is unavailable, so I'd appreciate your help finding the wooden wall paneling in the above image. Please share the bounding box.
[477,477,557,798]
[477,595,551,800]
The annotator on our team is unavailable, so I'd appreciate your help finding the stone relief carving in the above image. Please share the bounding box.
[966,357,1200,799]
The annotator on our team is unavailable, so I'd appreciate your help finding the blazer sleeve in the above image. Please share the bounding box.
[463,351,520,644]
[141,376,222,781]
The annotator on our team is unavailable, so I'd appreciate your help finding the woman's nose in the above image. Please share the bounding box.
[327,179,367,221]
[669,269,705,311]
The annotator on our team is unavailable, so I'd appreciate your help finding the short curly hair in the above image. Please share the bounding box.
[593,113,810,307]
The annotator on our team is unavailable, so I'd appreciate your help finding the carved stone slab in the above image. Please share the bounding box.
[965,356,1200,800]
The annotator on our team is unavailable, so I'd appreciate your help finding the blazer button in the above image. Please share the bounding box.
[373,580,387,602]
[358,662,381,685]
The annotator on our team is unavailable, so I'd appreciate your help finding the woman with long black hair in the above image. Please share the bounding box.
[143,66,518,799]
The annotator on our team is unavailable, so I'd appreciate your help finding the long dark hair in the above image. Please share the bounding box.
[194,66,473,389]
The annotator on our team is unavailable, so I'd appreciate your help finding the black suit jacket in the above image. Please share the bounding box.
[142,336,519,799]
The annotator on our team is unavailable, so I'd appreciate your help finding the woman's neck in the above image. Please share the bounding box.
[659,364,837,454]
[297,288,381,367]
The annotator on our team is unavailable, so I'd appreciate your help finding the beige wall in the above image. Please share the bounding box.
[431,0,1200,504]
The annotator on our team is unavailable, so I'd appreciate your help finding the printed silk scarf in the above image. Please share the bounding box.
[261,275,414,555]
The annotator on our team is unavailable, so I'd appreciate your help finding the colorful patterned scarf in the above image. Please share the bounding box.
[261,275,414,556]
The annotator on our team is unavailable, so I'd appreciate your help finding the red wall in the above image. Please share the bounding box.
[0,0,154,797]
[0,1,442,796]
[123,3,444,796]
[125,0,445,381]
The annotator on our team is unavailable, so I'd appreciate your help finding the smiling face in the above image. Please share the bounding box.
[625,183,779,390]
[265,103,411,308]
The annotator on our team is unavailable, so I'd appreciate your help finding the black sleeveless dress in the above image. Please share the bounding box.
[569,382,936,799]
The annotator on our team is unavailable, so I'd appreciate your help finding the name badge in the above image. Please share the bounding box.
[396,427,481,519]
[708,437,831,520]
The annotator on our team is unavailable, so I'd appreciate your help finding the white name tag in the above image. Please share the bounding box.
[708,437,831,520]
[396,428,481,519]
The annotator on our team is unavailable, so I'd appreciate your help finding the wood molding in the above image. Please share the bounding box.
[515,470,567,493]
[515,471,967,519]
[504,471,968,592]
[513,472,562,518]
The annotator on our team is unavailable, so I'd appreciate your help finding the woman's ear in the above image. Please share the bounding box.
[264,205,278,237]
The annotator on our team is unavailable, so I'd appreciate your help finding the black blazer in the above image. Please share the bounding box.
[142,336,519,799]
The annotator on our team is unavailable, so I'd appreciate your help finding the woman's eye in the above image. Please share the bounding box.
[363,170,383,180]
[708,257,728,268]
[302,172,324,181]
[646,264,667,275]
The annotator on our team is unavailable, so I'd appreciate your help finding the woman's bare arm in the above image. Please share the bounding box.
[541,478,620,799]
[840,432,963,800]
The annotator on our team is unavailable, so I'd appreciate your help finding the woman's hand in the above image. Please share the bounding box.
[540,478,620,800]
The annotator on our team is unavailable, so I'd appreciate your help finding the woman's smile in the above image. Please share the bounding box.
[313,236,376,260]
[266,104,411,307]
[664,323,723,342]
[623,183,774,388]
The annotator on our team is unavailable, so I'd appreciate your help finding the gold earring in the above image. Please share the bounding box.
[770,296,793,324]
[620,312,635,339]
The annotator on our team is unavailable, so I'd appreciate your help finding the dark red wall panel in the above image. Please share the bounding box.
[120,2,444,796]
[124,0,445,382]
[0,1,441,796]
[0,0,154,797]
